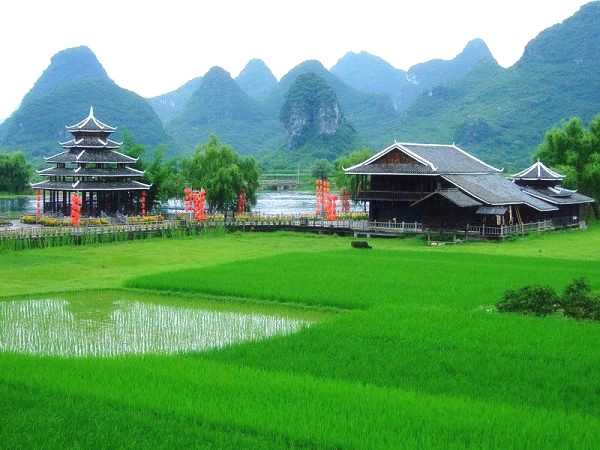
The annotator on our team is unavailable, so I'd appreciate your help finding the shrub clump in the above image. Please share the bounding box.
[497,285,560,316]
[497,278,600,320]
[562,278,600,320]
[21,216,110,227]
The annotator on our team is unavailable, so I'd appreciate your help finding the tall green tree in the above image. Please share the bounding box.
[120,130,147,171]
[0,151,32,193]
[534,115,600,217]
[145,146,186,205]
[310,159,332,180]
[333,148,373,200]
[182,135,260,214]
[120,131,183,210]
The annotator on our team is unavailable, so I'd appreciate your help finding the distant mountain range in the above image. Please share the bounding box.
[147,76,204,124]
[330,38,493,111]
[390,1,600,168]
[1,2,599,170]
[0,47,169,160]
[235,58,278,101]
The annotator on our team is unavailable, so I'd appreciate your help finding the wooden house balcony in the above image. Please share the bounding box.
[356,189,426,202]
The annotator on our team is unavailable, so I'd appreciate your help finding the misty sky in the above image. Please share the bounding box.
[0,0,591,121]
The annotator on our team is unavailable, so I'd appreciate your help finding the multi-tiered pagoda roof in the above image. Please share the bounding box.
[32,107,150,216]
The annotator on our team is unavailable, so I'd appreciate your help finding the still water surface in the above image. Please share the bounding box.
[0,197,35,217]
[0,191,365,217]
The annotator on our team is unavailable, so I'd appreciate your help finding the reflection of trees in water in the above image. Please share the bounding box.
[0,197,36,216]
[64,297,116,325]
[0,299,311,357]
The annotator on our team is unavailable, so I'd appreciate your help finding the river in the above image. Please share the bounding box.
[1,192,366,218]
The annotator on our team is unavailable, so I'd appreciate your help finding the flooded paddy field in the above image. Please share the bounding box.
[0,290,322,357]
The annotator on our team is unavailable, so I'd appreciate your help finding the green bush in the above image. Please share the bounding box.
[497,277,600,320]
[562,278,600,320]
[497,285,560,316]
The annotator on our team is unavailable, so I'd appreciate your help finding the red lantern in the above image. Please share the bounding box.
[70,193,81,227]
[237,190,246,212]
[184,187,194,212]
[195,188,205,221]
[36,189,41,220]
[316,179,326,216]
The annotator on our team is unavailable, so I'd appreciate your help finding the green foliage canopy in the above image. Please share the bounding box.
[534,115,600,216]
[333,148,373,198]
[0,151,32,193]
[182,135,260,214]
[310,159,332,180]
[120,131,184,208]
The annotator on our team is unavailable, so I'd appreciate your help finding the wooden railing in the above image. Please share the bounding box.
[356,190,426,202]
[0,216,570,242]
[467,220,554,237]
[0,217,424,240]
[0,220,184,240]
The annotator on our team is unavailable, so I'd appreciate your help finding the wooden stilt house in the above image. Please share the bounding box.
[345,142,594,230]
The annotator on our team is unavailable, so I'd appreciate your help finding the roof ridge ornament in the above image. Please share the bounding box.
[510,160,565,180]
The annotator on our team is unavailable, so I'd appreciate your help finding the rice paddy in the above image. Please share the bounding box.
[1,225,599,448]
[0,291,315,357]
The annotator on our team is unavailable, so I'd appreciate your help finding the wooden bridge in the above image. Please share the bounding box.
[0,217,423,241]
[259,173,303,191]
[0,216,566,246]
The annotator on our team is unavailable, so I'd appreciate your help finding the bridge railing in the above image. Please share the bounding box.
[0,215,561,241]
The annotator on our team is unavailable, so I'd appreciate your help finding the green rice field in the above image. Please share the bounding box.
[1,224,600,448]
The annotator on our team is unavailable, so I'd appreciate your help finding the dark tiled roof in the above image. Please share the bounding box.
[31,180,150,191]
[37,167,144,177]
[345,142,502,175]
[476,206,508,215]
[60,137,121,149]
[45,150,137,164]
[510,161,564,181]
[412,189,482,208]
[345,163,432,175]
[400,144,501,174]
[443,174,558,211]
[521,186,595,205]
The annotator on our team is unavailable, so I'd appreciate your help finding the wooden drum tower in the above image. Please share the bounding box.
[32,107,150,217]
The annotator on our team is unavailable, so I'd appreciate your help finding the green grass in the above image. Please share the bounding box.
[126,250,600,309]
[1,226,600,447]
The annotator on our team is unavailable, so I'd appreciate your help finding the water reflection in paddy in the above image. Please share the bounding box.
[0,296,314,357]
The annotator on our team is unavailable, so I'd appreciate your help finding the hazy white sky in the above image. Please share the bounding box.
[0,0,591,121]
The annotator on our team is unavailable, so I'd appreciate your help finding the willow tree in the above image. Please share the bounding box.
[0,151,32,193]
[535,115,600,217]
[183,135,260,214]
[333,148,373,200]
[120,131,185,209]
